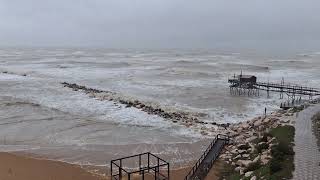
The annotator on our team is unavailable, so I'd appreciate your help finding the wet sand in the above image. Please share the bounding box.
[0,152,106,180]
[0,152,222,180]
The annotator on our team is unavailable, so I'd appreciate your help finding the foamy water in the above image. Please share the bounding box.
[0,48,319,167]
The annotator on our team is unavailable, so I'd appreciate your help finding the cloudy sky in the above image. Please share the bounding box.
[0,0,319,51]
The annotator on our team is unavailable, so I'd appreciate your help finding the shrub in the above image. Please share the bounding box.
[270,158,282,173]
[270,140,294,174]
[272,141,294,156]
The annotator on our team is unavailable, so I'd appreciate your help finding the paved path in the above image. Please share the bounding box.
[293,104,320,180]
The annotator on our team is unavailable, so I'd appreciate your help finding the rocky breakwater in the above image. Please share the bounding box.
[61,82,215,130]
[1,71,27,76]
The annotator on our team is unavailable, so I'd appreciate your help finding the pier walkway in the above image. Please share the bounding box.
[184,134,229,180]
[228,75,320,99]
[255,82,320,97]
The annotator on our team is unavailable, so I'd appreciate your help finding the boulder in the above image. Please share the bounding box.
[235,166,242,172]
[201,131,208,136]
[235,135,245,142]
[250,176,257,180]
[220,154,226,159]
[245,136,257,143]
[242,154,250,158]
[241,123,250,130]
[229,130,238,137]
[237,127,244,133]
[263,118,271,124]
[231,149,238,154]
[253,155,261,163]
[237,144,249,150]
[254,120,262,127]
[245,171,253,177]
[261,154,270,165]
[258,142,267,146]
[268,137,276,143]
[280,119,290,123]
[238,150,246,154]
[236,160,252,167]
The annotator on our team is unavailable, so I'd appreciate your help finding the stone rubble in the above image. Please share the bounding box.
[61,82,237,136]
[217,97,320,179]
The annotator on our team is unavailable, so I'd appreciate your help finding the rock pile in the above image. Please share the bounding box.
[217,102,320,179]
[61,82,205,126]
[2,71,27,77]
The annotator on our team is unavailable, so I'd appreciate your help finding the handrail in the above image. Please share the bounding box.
[184,138,216,180]
[184,134,229,180]
[110,152,170,180]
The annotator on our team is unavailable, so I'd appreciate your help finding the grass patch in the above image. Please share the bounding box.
[254,125,295,179]
[312,112,320,150]
[269,125,295,143]
[267,125,295,179]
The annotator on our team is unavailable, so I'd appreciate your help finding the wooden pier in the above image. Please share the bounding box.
[184,134,230,180]
[255,81,320,99]
[228,74,320,100]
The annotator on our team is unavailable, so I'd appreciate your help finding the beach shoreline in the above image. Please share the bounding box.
[0,151,225,180]
[0,152,107,180]
[1,97,319,179]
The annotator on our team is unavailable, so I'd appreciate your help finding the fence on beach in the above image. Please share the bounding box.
[110,152,169,180]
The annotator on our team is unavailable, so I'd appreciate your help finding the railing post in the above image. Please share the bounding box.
[142,170,145,180]
[157,158,160,179]
[119,160,122,180]
[110,161,112,180]
[148,153,150,173]
[167,163,170,180]
[139,154,141,175]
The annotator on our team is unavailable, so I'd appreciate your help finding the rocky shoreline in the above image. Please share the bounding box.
[61,82,320,139]
[218,98,320,180]
[61,82,230,132]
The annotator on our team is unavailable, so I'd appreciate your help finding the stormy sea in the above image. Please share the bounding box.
[0,48,319,168]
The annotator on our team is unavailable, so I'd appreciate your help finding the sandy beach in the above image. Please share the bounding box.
[0,152,106,180]
[0,152,226,180]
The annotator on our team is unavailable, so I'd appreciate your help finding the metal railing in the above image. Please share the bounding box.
[184,134,230,180]
[111,152,169,180]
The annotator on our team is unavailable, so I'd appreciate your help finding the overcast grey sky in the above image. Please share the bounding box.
[0,0,319,51]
